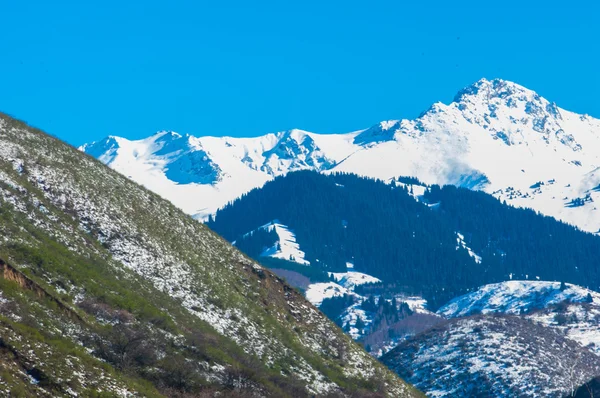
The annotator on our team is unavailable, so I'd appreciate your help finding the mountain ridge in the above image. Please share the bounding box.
[82,78,600,233]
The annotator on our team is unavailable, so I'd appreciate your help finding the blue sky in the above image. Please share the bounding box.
[2,1,598,146]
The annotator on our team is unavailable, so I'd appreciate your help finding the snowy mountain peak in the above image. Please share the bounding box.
[83,78,600,231]
[453,78,536,103]
[446,78,569,144]
[80,135,122,165]
[151,130,183,140]
[260,129,336,175]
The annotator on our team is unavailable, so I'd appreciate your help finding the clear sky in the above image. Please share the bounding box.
[2,1,598,146]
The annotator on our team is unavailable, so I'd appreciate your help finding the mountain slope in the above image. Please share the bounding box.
[207,171,600,308]
[83,78,600,233]
[438,280,600,356]
[438,280,600,318]
[0,113,420,397]
[381,315,600,398]
[385,280,600,397]
[205,171,600,362]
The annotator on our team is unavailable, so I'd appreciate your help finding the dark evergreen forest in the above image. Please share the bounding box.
[207,171,600,308]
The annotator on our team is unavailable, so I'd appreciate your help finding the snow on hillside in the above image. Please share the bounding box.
[329,271,381,289]
[438,280,600,356]
[394,181,427,200]
[237,220,309,265]
[305,268,433,352]
[399,296,431,314]
[383,315,600,398]
[83,78,600,232]
[527,304,600,355]
[305,282,355,306]
[438,280,600,318]
[258,221,310,265]
[455,232,482,263]
[340,303,372,339]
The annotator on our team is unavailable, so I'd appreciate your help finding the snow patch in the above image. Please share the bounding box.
[242,220,310,265]
[305,282,354,306]
[328,271,381,289]
[456,232,482,263]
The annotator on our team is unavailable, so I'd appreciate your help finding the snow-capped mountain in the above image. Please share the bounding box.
[81,129,351,220]
[82,78,600,232]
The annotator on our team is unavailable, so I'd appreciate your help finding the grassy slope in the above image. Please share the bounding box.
[0,113,422,397]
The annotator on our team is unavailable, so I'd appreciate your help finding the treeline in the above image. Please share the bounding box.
[208,171,600,308]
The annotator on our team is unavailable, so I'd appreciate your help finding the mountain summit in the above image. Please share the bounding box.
[83,79,600,232]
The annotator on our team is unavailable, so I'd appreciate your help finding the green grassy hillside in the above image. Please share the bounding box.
[0,113,421,397]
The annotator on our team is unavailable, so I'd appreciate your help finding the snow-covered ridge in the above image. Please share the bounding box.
[438,280,600,357]
[438,280,600,318]
[83,78,600,232]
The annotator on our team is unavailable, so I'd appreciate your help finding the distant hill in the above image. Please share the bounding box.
[382,315,600,398]
[207,171,600,309]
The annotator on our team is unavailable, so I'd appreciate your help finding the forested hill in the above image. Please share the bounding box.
[207,171,600,308]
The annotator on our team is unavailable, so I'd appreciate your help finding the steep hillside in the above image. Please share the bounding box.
[0,113,420,397]
[84,78,600,233]
[381,315,600,398]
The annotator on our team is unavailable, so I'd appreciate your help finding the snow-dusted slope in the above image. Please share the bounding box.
[438,280,600,356]
[83,78,600,231]
[0,113,421,396]
[382,315,600,398]
[237,220,310,265]
[527,302,600,356]
[438,280,600,318]
[305,282,357,307]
